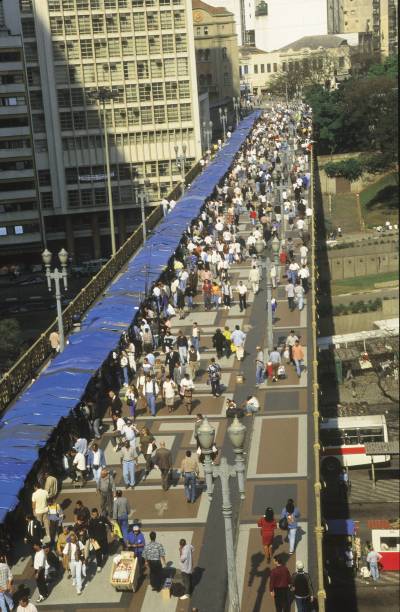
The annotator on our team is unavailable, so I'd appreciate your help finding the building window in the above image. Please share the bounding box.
[339,56,345,67]
[140,107,153,124]
[203,26,208,35]
[177,57,188,75]
[135,37,148,55]
[254,64,258,74]
[260,64,265,73]
[165,81,178,100]
[175,34,187,52]
[59,112,73,130]
[78,16,91,34]
[162,34,174,53]
[222,47,227,59]
[160,12,173,29]
[267,63,271,72]
[80,40,93,59]
[244,64,249,74]
[223,72,231,85]
[152,82,164,100]
[167,104,178,121]
[180,103,191,120]
[139,83,152,101]
[196,26,201,35]
[178,80,190,98]
[154,105,166,123]
[273,62,277,72]
[282,62,287,71]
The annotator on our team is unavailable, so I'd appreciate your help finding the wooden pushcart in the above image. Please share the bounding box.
[110,551,139,592]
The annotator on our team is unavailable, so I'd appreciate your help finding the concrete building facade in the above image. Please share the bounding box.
[192,0,240,129]
[1,0,202,260]
[239,35,353,95]
[327,0,398,57]
[0,1,43,255]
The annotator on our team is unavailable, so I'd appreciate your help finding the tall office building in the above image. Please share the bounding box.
[1,0,202,260]
[327,0,398,57]
[0,0,42,255]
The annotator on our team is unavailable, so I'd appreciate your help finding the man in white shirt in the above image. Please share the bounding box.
[285,280,296,312]
[299,264,310,293]
[31,484,50,538]
[299,244,308,265]
[33,542,48,602]
[236,281,248,312]
[248,265,260,295]
[161,198,169,216]
[72,450,87,487]
[231,325,246,361]
[162,376,176,413]
[294,283,305,310]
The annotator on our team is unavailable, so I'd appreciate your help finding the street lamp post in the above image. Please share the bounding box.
[89,87,118,256]
[202,120,213,153]
[133,180,148,243]
[174,144,187,196]
[265,256,273,351]
[42,248,68,352]
[197,417,246,612]
[271,235,280,267]
[219,107,228,141]
[232,97,240,127]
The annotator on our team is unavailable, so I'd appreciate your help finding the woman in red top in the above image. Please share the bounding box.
[257,507,277,561]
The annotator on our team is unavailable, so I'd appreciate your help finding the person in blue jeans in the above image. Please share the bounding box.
[280,498,301,554]
[0,554,13,612]
[255,346,265,385]
[112,490,130,543]
[180,450,199,503]
[120,440,136,488]
[366,547,383,581]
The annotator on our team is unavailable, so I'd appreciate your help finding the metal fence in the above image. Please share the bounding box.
[310,146,327,612]
[0,162,201,413]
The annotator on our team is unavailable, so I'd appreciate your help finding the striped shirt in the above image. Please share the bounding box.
[143,541,165,561]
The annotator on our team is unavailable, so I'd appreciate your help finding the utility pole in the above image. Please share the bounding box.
[265,256,273,351]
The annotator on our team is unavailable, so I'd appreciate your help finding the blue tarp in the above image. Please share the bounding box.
[0,111,261,523]
[326,519,356,536]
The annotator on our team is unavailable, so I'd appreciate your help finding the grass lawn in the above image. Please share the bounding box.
[331,271,398,295]
[359,172,398,227]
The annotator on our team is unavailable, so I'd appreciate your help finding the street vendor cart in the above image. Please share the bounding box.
[110,551,139,592]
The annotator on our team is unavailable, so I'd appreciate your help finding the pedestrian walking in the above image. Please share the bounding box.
[180,373,195,414]
[366,546,383,581]
[88,508,111,571]
[291,560,314,612]
[236,281,248,311]
[63,532,85,595]
[143,531,166,592]
[231,325,246,361]
[280,498,301,555]
[0,553,14,611]
[255,346,265,385]
[269,347,281,383]
[299,264,310,293]
[191,323,201,353]
[285,279,296,312]
[292,339,305,378]
[31,483,50,540]
[207,358,222,397]
[180,450,199,503]
[16,594,38,612]
[177,331,189,365]
[112,490,130,544]
[153,442,173,491]
[139,426,156,480]
[32,542,48,603]
[269,555,291,612]
[212,328,226,360]
[285,330,299,364]
[187,346,200,381]
[162,375,176,413]
[179,538,194,600]
[257,507,277,561]
[248,264,260,294]
[294,282,305,311]
[144,375,159,417]
[120,440,136,488]
[87,443,106,486]
[97,469,116,516]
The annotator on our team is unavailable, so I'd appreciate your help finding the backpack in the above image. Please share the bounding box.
[293,572,311,598]
[278,516,288,530]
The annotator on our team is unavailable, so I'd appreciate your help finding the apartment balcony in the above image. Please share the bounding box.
[0,84,25,95]
[0,61,23,72]
[0,126,30,138]
[0,188,36,201]
[0,232,41,246]
[0,147,32,160]
[0,105,27,117]
[0,169,34,180]
[0,210,39,223]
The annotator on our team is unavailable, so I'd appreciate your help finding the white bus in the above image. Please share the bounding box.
[320,415,390,473]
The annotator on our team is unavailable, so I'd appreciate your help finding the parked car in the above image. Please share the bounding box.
[71,258,107,278]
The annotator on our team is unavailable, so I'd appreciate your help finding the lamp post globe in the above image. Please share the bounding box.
[271,236,280,254]
[58,248,68,265]
[197,417,215,451]
[42,249,52,265]
[227,417,246,450]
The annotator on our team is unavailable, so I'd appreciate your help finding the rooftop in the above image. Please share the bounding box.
[192,0,231,16]
[278,34,349,52]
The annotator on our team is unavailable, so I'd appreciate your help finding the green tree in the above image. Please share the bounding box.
[0,319,22,358]
[323,158,364,181]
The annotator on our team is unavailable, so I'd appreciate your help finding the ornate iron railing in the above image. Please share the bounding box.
[0,162,201,413]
